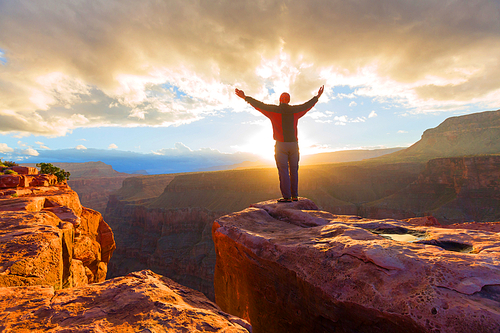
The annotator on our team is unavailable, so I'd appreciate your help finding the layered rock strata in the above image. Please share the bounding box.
[0,270,251,332]
[0,167,115,289]
[213,198,500,333]
[363,155,500,223]
[106,196,220,300]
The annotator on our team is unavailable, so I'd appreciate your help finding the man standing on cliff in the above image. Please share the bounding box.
[235,85,324,203]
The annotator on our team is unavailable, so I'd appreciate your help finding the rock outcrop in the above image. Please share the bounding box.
[213,198,500,333]
[363,155,500,223]
[0,269,251,332]
[0,167,115,289]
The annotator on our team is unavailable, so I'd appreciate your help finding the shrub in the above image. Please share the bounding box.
[36,163,71,183]
[4,169,18,175]
[2,160,18,167]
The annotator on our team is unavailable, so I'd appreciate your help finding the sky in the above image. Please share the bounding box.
[1,0,499,168]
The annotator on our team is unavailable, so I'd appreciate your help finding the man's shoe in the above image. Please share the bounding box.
[277,198,292,203]
[292,197,299,201]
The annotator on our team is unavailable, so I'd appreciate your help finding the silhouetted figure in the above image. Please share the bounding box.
[235,86,324,202]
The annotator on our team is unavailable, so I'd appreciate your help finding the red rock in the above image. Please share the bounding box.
[0,270,251,332]
[11,166,38,175]
[213,198,500,333]
[404,216,441,227]
[0,175,22,188]
[0,183,115,289]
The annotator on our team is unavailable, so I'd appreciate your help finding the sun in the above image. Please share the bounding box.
[232,128,276,161]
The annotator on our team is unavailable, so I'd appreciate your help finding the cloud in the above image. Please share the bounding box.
[108,143,118,149]
[397,130,409,134]
[0,0,499,137]
[35,141,50,149]
[368,111,377,118]
[0,143,14,153]
[153,142,196,156]
[21,148,39,156]
[75,145,87,150]
[349,101,357,107]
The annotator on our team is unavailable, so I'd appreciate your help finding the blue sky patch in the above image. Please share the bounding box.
[161,83,187,99]
[0,49,7,65]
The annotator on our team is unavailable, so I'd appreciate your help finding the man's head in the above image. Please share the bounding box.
[279,92,290,104]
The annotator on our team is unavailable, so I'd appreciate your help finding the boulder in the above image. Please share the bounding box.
[0,270,251,333]
[213,198,500,333]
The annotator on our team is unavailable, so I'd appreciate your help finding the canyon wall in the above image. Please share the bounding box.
[68,176,130,213]
[106,197,221,300]
[363,155,500,223]
[0,166,115,289]
[213,198,500,333]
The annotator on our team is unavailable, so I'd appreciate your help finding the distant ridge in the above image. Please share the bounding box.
[377,109,500,163]
[196,148,405,172]
[300,148,404,165]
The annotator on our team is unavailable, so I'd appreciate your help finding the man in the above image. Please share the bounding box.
[235,85,324,202]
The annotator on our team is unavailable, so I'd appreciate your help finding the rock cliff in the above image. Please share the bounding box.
[363,155,500,223]
[0,166,115,289]
[0,270,251,332]
[213,198,500,333]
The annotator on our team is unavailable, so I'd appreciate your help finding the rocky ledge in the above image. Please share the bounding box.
[213,198,500,333]
[0,270,251,332]
[0,166,115,289]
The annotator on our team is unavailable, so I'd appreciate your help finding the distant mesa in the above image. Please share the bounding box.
[377,109,500,163]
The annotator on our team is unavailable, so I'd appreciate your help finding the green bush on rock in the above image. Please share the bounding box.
[36,163,71,183]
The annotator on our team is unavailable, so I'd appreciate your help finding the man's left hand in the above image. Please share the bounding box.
[235,88,246,99]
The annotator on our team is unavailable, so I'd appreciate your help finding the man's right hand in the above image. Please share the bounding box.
[235,88,246,99]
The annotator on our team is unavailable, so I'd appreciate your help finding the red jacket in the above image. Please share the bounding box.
[244,96,319,142]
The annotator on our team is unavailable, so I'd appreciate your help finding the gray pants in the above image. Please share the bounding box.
[275,141,299,199]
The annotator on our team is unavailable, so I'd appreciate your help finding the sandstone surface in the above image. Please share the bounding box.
[0,269,251,333]
[213,198,500,333]
[0,169,115,289]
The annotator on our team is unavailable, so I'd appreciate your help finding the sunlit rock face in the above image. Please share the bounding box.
[0,270,251,333]
[0,169,115,289]
[213,198,500,333]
